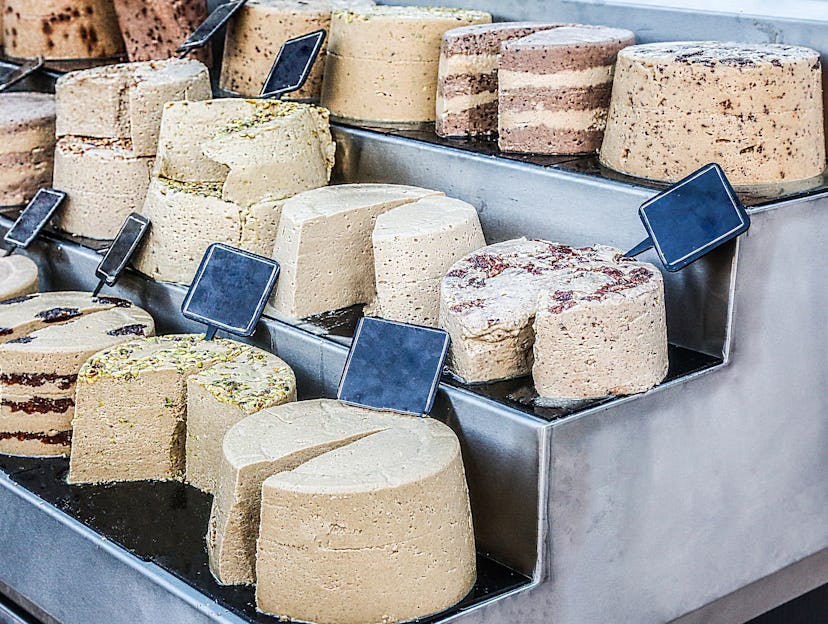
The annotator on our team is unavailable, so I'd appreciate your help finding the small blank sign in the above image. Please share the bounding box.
[95,213,150,286]
[177,0,248,54]
[338,317,450,416]
[639,163,749,271]
[4,188,66,249]
[181,243,279,337]
[260,30,326,99]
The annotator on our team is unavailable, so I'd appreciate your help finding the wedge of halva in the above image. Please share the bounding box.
[0,255,38,302]
[254,400,476,624]
[269,183,444,318]
[186,348,297,494]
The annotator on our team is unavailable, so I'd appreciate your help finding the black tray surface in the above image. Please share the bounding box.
[0,456,530,624]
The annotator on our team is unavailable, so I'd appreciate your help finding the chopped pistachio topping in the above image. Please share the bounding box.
[192,349,295,412]
[79,335,246,383]
[158,177,224,198]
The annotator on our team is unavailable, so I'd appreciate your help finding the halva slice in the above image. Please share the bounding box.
[0,255,38,302]
[498,25,635,154]
[186,348,297,494]
[69,335,247,483]
[207,399,389,585]
[112,0,210,63]
[56,59,211,157]
[269,183,444,318]
[440,238,668,389]
[255,401,476,624]
[0,292,154,457]
[372,196,485,326]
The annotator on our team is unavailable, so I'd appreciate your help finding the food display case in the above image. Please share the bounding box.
[0,1,826,623]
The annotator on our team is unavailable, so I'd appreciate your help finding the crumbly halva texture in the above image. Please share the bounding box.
[136,98,334,284]
[372,196,485,326]
[498,25,635,155]
[440,238,668,393]
[55,58,211,156]
[220,0,374,99]
[0,255,38,302]
[436,22,565,137]
[600,41,826,185]
[70,335,243,483]
[0,92,56,206]
[133,178,283,285]
[3,0,125,60]
[0,292,154,457]
[186,348,297,494]
[205,398,475,624]
[112,0,210,63]
[69,336,297,484]
[321,5,491,123]
[251,400,476,624]
[53,136,154,239]
[268,183,444,319]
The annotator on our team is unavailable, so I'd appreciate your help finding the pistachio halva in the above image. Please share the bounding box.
[69,335,296,484]
[0,92,56,206]
[436,22,564,137]
[498,25,635,155]
[0,292,154,457]
[600,42,826,185]
[112,0,210,62]
[135,98,334,284]
[186,348,297,494]
[321,5,491,123]
[372,196,485,326]
[205,398,476,624]
[440,239,668,398]
[0,256,38,302]
[54,59,211,238]
[268,183,443,318]
[220,0,374,99]
[3,0,125,61]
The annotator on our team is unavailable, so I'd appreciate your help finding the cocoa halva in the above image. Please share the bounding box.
[436,22,564,137]
[498,25,634,155]
[440,239,668,398]
[0,292,154,457]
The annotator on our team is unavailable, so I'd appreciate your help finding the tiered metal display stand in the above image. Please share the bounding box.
[0,1,827,622]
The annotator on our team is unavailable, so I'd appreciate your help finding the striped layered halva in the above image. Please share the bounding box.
[498,25,635,154]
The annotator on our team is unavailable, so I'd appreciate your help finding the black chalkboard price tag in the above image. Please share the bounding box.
[3,188,66,256]
[260,29,326,99]
[338,317,450,416]
[181,243,280,341]
[625,163,750,271]
[92,213,150,296]
[176,0,249,58]
[0,57,44,93]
